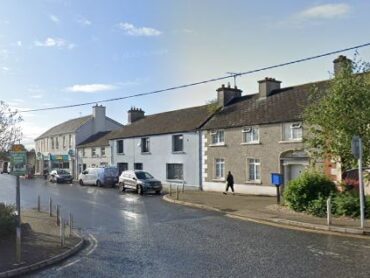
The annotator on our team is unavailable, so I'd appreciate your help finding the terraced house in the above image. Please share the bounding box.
[201,56,349,195]
[109,106,214,188]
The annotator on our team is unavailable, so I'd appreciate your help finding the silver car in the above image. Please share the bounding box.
[118,170,162,195]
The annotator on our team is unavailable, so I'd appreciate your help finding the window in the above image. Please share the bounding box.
[215,159,225,179]
[141,137,150,153]
[117,163,128,175]
[55,137,59,149]
[82,148,86,157]
[117,140,124,154]
[92,147,97,157]
[63,136,66,149]
[211,130,224,145]
[134,163,143,170]
[101,147,106,156]
[242,127,259,143]
[69,134,72,148]
[167,164,183,180]
[51,137,54,149]
[248,158,261,182]
[172,134,184,152]
[283,122,303,141]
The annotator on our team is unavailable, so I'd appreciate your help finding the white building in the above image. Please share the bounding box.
[34,105,122,178]
[109,106,214,188]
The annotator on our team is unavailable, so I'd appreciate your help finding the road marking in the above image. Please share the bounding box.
[56,259,81,271]
[86,234,98,256]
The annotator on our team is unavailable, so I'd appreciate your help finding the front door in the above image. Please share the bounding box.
[289,164,305,181]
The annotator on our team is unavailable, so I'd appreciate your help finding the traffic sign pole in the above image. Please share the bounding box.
[16,175,21,263]
[358,138,365,229]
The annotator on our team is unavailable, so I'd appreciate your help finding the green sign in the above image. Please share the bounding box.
[10,151,27,176]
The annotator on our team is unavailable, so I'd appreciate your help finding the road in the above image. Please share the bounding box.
[1,174,370,278]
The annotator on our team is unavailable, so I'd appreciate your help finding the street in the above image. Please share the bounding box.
[1,174,370,277]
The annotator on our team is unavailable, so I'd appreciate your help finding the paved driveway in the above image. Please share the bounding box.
[1,174,370,277]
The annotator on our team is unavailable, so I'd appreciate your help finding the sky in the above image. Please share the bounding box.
[1,0,370,149]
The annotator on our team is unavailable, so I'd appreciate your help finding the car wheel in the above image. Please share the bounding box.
[79,179,84,186]
[137,185,144,195]
[96,180,102,187]
[119,183,125,192]
[155,190,161,195]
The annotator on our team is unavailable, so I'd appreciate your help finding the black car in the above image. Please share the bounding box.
[49,169,73,184]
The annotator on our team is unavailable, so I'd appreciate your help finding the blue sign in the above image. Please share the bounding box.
[271,173,283,186]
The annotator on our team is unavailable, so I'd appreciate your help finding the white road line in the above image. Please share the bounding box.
[56,259,81,271]
[86,234,98,256]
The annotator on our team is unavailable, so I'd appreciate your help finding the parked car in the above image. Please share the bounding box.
[118,170,162,195]
[49,169,73,184]
[78,167,119,187]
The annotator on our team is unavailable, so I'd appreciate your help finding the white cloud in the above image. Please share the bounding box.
[66,83,117,93]
[30,94,43,99]
[77,17,92,26]
[118,22,162,37]
[297,3,350,20]
[17,41,22,47]
[49,14,60,23]
[34,37,75,49]
[1,66,9,72]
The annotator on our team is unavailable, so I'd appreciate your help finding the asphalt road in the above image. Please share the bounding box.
[1,174,370,278]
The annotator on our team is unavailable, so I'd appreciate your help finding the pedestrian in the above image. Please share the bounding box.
[223,171,235,195]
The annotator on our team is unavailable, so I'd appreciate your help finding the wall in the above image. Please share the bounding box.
[202,124,305,195]
[77,145,111,169]
[111,132,201,187]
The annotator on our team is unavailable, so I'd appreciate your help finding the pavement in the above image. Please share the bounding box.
[0,209,82,277]
[164,190,370,236]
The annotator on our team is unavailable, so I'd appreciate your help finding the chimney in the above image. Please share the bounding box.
[333,55,352,76]
[216,83,242,107]
[92,105,106,132]
[128,107,145,124]
[258,77,281,99]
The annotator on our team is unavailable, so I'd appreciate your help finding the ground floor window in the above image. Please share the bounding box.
[117,163,128,175]
[134,163,143,170]
[167,163,183,180]
[215,158,225,179]
[247,158,260,181]
[51,161,69,169]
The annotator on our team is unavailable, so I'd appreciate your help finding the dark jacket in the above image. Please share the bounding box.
[226,173,234,185]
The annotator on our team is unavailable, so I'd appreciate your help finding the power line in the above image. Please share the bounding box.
[18,42,370,113]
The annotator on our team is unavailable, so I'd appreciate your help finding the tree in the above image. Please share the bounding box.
[304,55,370,171]
[0,101,22,152]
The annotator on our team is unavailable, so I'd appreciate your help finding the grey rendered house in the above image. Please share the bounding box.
[108,106,214,188]
[34,105,122,178]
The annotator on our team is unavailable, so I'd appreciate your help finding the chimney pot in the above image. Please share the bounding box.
[128,107,145,124]
[216,84,242,107]
[333,55,352,76]
[258,77,281,99]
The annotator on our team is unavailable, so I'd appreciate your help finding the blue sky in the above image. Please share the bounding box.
[1,1,370,148]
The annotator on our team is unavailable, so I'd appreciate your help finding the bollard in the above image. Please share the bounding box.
[37,195,41,212]
[56,205,60,226]
[327,196,332,226]
[60,217,65,247]
[169,184,172,196]
[182,181,185,193]
[49,197,52,216]
[176,185,179,200]
[69,213,73,237]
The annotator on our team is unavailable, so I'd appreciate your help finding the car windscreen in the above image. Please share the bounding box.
[104,167,118,177]
[135,171,154,180]
[57,170,70,175]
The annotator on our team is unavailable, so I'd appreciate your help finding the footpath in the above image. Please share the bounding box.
[164,191,370,237]
[0,210,83,277]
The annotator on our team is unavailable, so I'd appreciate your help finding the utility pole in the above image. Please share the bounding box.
[352,136,365,229]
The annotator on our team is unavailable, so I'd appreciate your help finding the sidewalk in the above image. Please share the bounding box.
[164,191,370,236]
[0,210,82,276]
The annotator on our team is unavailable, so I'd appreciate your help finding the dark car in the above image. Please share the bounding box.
[118,170,162,195]
[49,169,73,184]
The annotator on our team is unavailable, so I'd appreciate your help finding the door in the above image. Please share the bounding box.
[289,164,305,181]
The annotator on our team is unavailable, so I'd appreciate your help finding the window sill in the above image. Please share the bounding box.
[172,151,185,154]
[116,153,125,155]
[141,152,151,155]
[209,143,226,147]
[279,140,303,144]
[245,180,262,185]
[166,179,184,183]
[240,142,261,145]
[212,178,225,182]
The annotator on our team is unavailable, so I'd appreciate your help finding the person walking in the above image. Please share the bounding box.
[223,171,235,195]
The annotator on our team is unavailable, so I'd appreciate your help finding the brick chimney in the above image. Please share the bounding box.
[333,55,352,76]
[128,107,145,124]
[92,104,106,133]
[216,83,242,107]
[258,77,281,99]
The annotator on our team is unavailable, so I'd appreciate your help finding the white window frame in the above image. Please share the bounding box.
[101,147,106,157]
[242,126,259,144]
[247,158,261,182]
[210,130,225,145]
[166,163,184,180]
[290,123,303,140]
[141,137,150,153]
[214,158,225,180]
[92,147,97,157]
[172,134,184,152]
[116,140,124,154]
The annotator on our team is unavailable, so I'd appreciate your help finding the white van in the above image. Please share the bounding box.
[78,167,119,187]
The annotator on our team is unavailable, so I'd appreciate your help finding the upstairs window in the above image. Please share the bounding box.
[242,127,259,143]
[92,147,97,157]
[283,122,303,141]
[51,137,54,149]
[63,136,66,149]
[69,134,72,148]
[55,137,59,149]
[172,134,184,152]
[82,148,86,157]
[141,137,150,153]
[117,140,124,154]
[101,147,106,156]
[211,130,224,145]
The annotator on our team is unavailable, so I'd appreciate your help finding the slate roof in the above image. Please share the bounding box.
[36,115,92,140]
[109,104,214,139]
[77,131,112,148]
[202,80,329,130]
